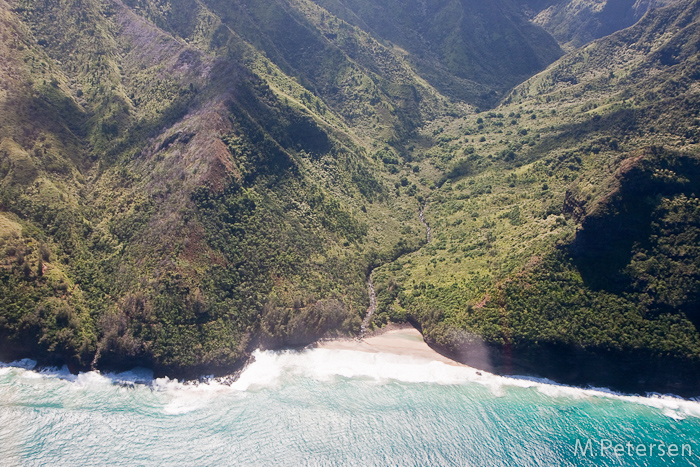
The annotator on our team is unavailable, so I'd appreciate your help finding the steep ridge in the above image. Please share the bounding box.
[0,0,98,367]
[2,0,700,394]
[312,0,564,105]
[121,0,453,146]
[1,0,564,376]
[0,0,428,375]
[523,0,680,50]
[373,0,700,395]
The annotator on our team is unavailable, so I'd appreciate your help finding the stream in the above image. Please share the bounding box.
[360,202,432,339]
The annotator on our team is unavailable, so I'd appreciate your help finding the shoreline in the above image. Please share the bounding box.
[314,324,466,367]
[5,325,699,399]
[4,338,700,403]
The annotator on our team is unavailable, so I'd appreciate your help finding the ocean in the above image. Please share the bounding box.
[1,348,700,466]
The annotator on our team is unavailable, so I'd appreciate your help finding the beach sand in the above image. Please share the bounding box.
[318,326,465,366]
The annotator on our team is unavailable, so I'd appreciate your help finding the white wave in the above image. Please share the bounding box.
[0,358,37,371]
[240,348,483,386]
[2,348,700,419]
[227,348,700,419]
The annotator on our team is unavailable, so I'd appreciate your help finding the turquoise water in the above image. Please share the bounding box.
[1,349,700,466]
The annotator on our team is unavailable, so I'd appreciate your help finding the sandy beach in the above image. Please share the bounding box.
[317,326,465,366]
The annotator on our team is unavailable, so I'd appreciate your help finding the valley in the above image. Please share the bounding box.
[1,0,699,395]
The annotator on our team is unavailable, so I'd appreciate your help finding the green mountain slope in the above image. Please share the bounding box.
[1,0,565,375]
[375,0,700,395]
[312,0,564,104]
[523,0,680,50]
[0,0,431,374]
[2,0,700,395]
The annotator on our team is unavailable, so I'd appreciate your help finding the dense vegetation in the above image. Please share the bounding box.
[523,0,679,51]
[0,0,434,375]
[2,0,700,393]
[369,0,700,394]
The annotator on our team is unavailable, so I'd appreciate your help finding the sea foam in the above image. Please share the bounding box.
[2,347,700,419]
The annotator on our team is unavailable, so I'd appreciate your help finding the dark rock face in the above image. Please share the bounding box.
[568,148,700,297]
[433,337,700,397]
